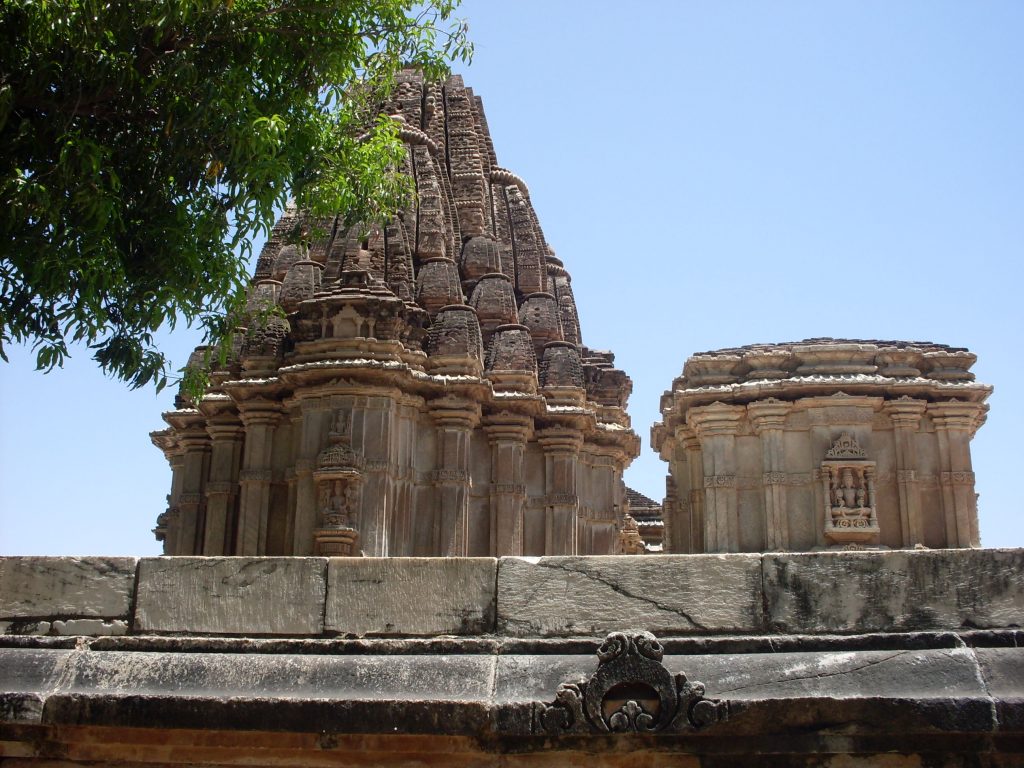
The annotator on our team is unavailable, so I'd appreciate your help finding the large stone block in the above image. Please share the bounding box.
[135,557,327,635]
[0,557,137,621]
[496,555,764,637]
[325,557,496,636]
[764,548,1024,634]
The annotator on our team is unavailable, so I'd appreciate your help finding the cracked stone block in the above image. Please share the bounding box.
[135,557,327,635]
[764,548,1024,634]
[325,558,497,636]
[0,557,137,621]
[975,647,1024,731]
[496,555,764,637]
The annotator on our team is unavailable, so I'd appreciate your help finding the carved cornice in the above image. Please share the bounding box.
[703,474,736,488]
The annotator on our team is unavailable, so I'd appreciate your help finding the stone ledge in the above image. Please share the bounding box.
[0,644,1018,739]
[0,549,1021,639]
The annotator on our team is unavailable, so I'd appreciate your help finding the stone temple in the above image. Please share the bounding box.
[149,70,639,560]
[653,339,991,554]
[1,72,1022,766]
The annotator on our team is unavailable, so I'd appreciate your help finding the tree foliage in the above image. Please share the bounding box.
[0,0,470,389]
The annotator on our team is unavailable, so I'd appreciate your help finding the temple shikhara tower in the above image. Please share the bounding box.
[150,71,640,558]
[653,339,992,553]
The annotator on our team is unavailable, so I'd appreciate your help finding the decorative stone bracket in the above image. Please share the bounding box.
[535,630,728,734]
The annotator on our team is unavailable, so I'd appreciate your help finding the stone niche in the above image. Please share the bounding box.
[150,71,640,558]
[652,339,992,553]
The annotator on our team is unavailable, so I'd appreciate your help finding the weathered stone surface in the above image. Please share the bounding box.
[325,557,496,636]
[0,557,137,622]
[0,647,72,723]
[764,548,1024,634]
[976,647,1024,732]
[134,557,326,635]
[51,619,128,636]
[497,555,764,637]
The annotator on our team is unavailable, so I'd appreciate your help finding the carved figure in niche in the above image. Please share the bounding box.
[821,433,879,547]
[312,409,364,556]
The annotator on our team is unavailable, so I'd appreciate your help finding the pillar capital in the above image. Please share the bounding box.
[687,402,745,438]
[238,399,284,427]
[206,421,245,442]
[428,397,481,430]
[928,400,987,432]
[484,413,533,444]
[884,396,927,427]
[747,398,792,433]
[537,428,584,454]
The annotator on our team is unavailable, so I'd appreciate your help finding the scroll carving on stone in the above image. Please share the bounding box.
[313,411,365,556]
[821,432,879,547]
[536,630,728,735]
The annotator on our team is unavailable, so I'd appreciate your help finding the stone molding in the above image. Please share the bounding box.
[941,471,976,485]
[703,474,736,488]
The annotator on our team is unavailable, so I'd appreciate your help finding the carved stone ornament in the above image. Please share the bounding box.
[825,432,867,459]
[536,630,728,735]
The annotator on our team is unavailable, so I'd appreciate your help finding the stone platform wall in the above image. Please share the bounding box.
[2,550,1023,766]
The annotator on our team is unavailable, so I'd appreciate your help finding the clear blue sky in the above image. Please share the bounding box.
[2,1,1022,555]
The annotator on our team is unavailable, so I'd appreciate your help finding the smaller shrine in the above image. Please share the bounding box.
[652,339,992,553]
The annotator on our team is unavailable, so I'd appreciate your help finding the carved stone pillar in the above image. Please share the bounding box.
[291,398,328,556]
[175,423,211,556]
[162,452,185,555]
[688,403,744,553]
[930,400,985,547]
[429,398,480,556]
[748,399,792,551]
[236,401,282,555]
[682,429,704,553]
[538,428,584,555]
[202,420,243,555]
[884,397,927,547]
[485,414,532,556]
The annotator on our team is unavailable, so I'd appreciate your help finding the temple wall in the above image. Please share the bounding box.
[661,396,988,554]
